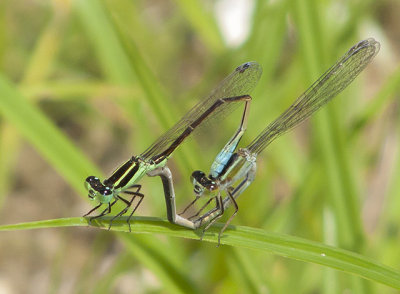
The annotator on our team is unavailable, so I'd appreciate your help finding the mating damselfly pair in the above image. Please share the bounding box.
[84,38,380,243]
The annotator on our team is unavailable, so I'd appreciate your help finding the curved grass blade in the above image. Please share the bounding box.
[0,74,100,194]
[1,217,399,290]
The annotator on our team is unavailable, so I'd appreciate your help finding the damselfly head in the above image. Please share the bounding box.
[85,176,112,201]
[191,171,205,196]
[191,170,217,196]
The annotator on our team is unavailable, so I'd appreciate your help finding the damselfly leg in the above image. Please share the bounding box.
[84,198,118,225]
[84,62,262,231]
[181,38,380,245]
[107,185,144,231]
[179,93,251,216]
[198,189,238,245]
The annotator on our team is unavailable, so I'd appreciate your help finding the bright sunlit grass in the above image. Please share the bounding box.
[0,0,399,293]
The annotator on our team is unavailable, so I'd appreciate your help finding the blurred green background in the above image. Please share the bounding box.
[0,0,399,293]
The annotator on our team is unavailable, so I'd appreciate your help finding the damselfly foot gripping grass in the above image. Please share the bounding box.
[180,38,380,244]
[84,62,262,231]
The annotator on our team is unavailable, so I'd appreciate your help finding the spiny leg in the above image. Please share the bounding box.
[127,184,142,193]
[194,169,255,233]
[92,201,114,220]
[108,186,144,231]
[89,199,118,225]
[189,196,218,221]
[125,189,145,232]
[109,195,132,230]
[83,202,103,218]
[184,97,251,218]
[217,190,238,245]
[147,96,251,229]
[193,196,222,226]
[90,201,112,221]
[200,195,224,241]
[124,184,144,223]
[178,196,200,216]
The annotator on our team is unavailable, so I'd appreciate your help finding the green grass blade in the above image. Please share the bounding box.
[74,0,198,172]
[0,125,20,207]
[291,0,364,250]
[351,64,400,136]
[73,0,153,146]
[21,81,139,101]
[228,248,270,293]
[0,8,67,207]
[173,0,224,53]
[1,216,399,289]
[121,235,199,294]
[108,14,198,171]
[0,74,100,194]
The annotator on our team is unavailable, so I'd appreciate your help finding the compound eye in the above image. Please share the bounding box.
[85,176,101,189]
[86,176,97,184]
[103,187,112,196]
[190,172,200,184]
[191,170,205,179]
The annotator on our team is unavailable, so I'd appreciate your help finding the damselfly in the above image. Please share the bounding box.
[84,62,262,230]
[180,38,380,243]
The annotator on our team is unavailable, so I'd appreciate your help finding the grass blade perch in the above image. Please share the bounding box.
[84,62,262,230]
[179,38,380,244]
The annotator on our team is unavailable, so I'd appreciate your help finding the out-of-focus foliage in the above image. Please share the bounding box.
[0,0,399,293]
